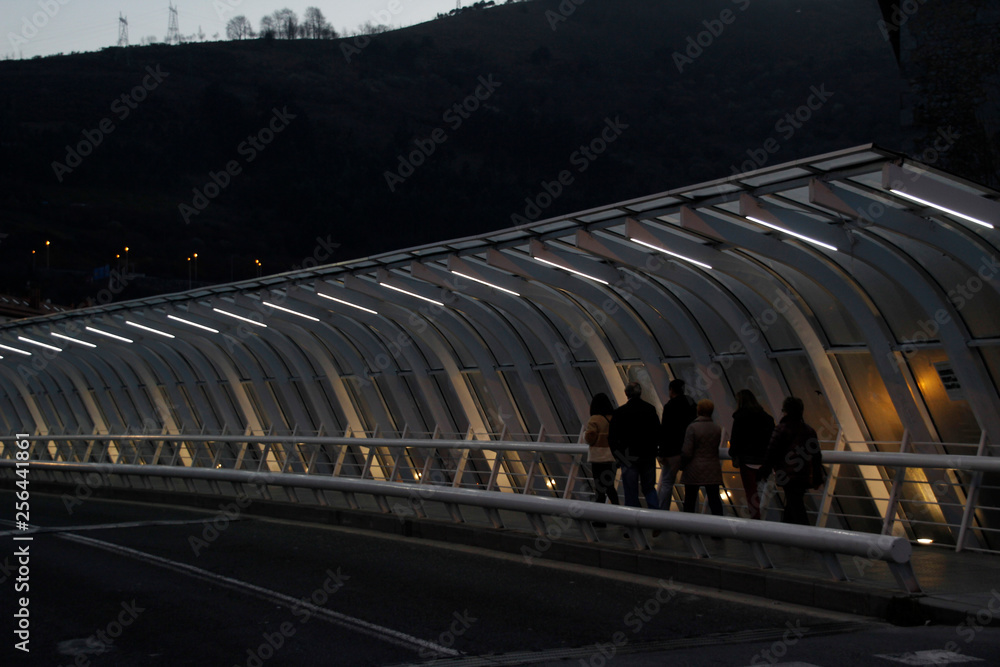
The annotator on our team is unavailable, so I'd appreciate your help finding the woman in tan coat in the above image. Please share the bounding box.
[680,399,724,516]
[584,393,619,525]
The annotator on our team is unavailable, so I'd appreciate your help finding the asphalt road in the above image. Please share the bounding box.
[1,490,998,666]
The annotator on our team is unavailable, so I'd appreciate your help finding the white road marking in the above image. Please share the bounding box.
[56,531,461,657]
[0,517,230,537]
[875,650,983,665]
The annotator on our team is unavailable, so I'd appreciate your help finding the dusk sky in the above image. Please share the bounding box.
[4,0,463,58]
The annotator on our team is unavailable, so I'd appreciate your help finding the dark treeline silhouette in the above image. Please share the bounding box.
[0,0,907,306]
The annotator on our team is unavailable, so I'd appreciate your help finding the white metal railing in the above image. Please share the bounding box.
[2,431,996,554]
[0,458,920,593]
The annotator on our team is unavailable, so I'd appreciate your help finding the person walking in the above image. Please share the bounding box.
[608,382,659,510]
[680,399,724,517]
[658,378,697,510]
[584,393,619,527]
[728,389,774,519]
[761,396,822,525]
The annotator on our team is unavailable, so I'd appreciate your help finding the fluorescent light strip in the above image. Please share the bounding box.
[317,293,378,315]
[85,327,133,343]
[0,343,31,356]
[746,216,839,252]
[17,336,62,352]
[126,321,176,338]
[381,283,445,306]
[629,238,713,270]
[532,256,610,285]
[889,189,994,229]
[451,271,521,297]
[263,301,320,322]
[212,308,267,328]
[52,332,97,348]
[167,314,220,333]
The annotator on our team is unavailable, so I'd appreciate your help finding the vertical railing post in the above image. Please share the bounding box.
[881,430,910,536]
[815,427,844,528]
[956,432,988,552]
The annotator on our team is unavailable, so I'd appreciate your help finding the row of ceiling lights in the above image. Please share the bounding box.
[1,177,992,359]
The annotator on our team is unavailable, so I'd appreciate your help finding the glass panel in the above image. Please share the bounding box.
[344,377,375,433]
[538,367,582,439]
[890,237,1000,339]
[906,350,983,446]
[369,378,399,433]
[579,364,614,406]
[241,382,270,431]
[834,353,904,445]
[716,276,801,351]
[400,375,432,434]
[771,264,866,346]
[314,379,346,434]
[431,373,468,436]
[464,371,503,435]
[828,257,927,344]
[498,370,538,436]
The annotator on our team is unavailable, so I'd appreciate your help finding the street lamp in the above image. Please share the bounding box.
[255,259,262,278]
[187,257,192,290]
[193,253,198,284]
[124,246,130,274]
[45,240,50,269]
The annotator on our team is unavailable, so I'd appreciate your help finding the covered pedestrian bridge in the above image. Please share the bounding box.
[2,144,999,554]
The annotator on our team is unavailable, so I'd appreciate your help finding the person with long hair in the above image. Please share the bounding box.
[584,393,619,527]
[729,389,774,519]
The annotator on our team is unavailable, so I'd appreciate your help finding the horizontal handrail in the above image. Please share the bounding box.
[6,434,997,473]
[7,434,584,455]
[0,459,919,593]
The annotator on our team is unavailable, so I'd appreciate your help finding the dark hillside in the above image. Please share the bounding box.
[0,0,906,303]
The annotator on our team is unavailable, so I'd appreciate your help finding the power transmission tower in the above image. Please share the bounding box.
[117,13,129,48]
[167,2,181,45]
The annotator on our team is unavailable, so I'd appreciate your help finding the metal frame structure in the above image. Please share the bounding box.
[1,144,998,548]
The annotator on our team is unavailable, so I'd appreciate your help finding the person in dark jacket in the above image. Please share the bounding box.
[657,378,696,510]
[609,382,659,509]
[760,396,821,525]
[728,390,774,520]
[680,399,724,516]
